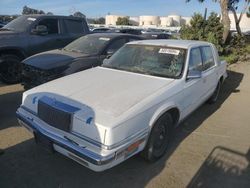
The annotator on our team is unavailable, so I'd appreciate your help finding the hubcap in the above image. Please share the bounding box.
[154,123,167,149]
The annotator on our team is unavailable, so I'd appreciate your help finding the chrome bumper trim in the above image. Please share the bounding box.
[16,111,115,166]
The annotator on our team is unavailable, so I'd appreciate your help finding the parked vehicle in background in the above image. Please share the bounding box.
[22,33,142,89]
[110,28,142,35]
[92,27,111,33]
[0,15,89,84]
[17,40,227,171]
[0,22,5,28]
[141,32,171,39]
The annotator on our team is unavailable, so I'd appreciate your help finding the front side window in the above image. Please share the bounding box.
[201,46,215,71]
[189,48,203,72]
[106,38,127,53]
[103,44,186,78]
[37,19,58,34]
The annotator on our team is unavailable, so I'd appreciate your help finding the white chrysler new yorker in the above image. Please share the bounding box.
[17,40,227,171]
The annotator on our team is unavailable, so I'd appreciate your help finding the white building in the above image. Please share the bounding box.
[105,15,126,25]
[104,13,250,31]
[160,17,173,27]
[129,16,139,26]
[139,15,160,26]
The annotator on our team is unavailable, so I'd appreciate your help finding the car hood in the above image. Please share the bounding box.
[23,67,174,127]
[22,49,91,70]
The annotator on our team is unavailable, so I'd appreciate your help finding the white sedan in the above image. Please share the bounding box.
[17,40,227,171]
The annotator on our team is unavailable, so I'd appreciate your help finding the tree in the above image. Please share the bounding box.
[228,0,250,35]
[180,12,224,52]
[73,11,86,18]
[22,6,45,15]
[116,17,130,25]
[186,0,230,44]
[93,17,105,24]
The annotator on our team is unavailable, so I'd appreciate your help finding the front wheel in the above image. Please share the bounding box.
[141,113,173,162]
[0,54,22,84]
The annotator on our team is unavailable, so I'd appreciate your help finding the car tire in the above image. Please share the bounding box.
[207,80,222,104]
[141,113,173,162]
[0,54,22,84]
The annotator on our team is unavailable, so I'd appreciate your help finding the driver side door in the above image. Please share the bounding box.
[181,47,205,118]
[28,18,64,56]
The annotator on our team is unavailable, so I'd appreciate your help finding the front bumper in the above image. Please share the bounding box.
[16,109,147,172]
[21,65,63,89]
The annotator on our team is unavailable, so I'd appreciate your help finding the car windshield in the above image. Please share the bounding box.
[63,35,110,55]
[2,16,35,32]
[103,44,186,78]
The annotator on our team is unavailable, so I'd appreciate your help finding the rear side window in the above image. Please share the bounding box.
[64,19,84,34]
[189,48,203,71]
[37,19,58,34]
[201,46,215,71]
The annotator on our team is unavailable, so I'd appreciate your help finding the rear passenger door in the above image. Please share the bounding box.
[200,46,218,99]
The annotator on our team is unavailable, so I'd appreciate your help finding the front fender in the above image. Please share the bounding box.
[149,102,179,128]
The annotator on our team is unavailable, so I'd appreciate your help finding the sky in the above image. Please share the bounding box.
[0,0,225,18]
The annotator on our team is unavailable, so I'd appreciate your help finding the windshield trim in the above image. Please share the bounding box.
[102,44,187,79]
[100,66,176,80]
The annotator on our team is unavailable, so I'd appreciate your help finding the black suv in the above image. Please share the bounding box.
[0,15,89,83]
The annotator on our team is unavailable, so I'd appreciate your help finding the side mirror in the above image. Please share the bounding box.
[187,70,202,80]
[31,25,48,35]
[102,58,110,66]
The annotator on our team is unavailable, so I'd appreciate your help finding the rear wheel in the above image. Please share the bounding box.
[141,113,173,162]
[0,54,22,84]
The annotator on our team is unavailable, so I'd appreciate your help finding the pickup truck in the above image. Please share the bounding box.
[0,15,89,83]
[16,40,227,172]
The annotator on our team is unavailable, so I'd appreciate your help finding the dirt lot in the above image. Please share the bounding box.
[0,61,250,188]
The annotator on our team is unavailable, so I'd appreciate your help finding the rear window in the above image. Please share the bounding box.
[64,19,85,34]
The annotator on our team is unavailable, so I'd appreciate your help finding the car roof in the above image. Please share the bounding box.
[88,32,142,38]
[128,39,212,49]
[21,14,85,20]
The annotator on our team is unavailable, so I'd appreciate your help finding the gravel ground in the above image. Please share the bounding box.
[0,61,250,188]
